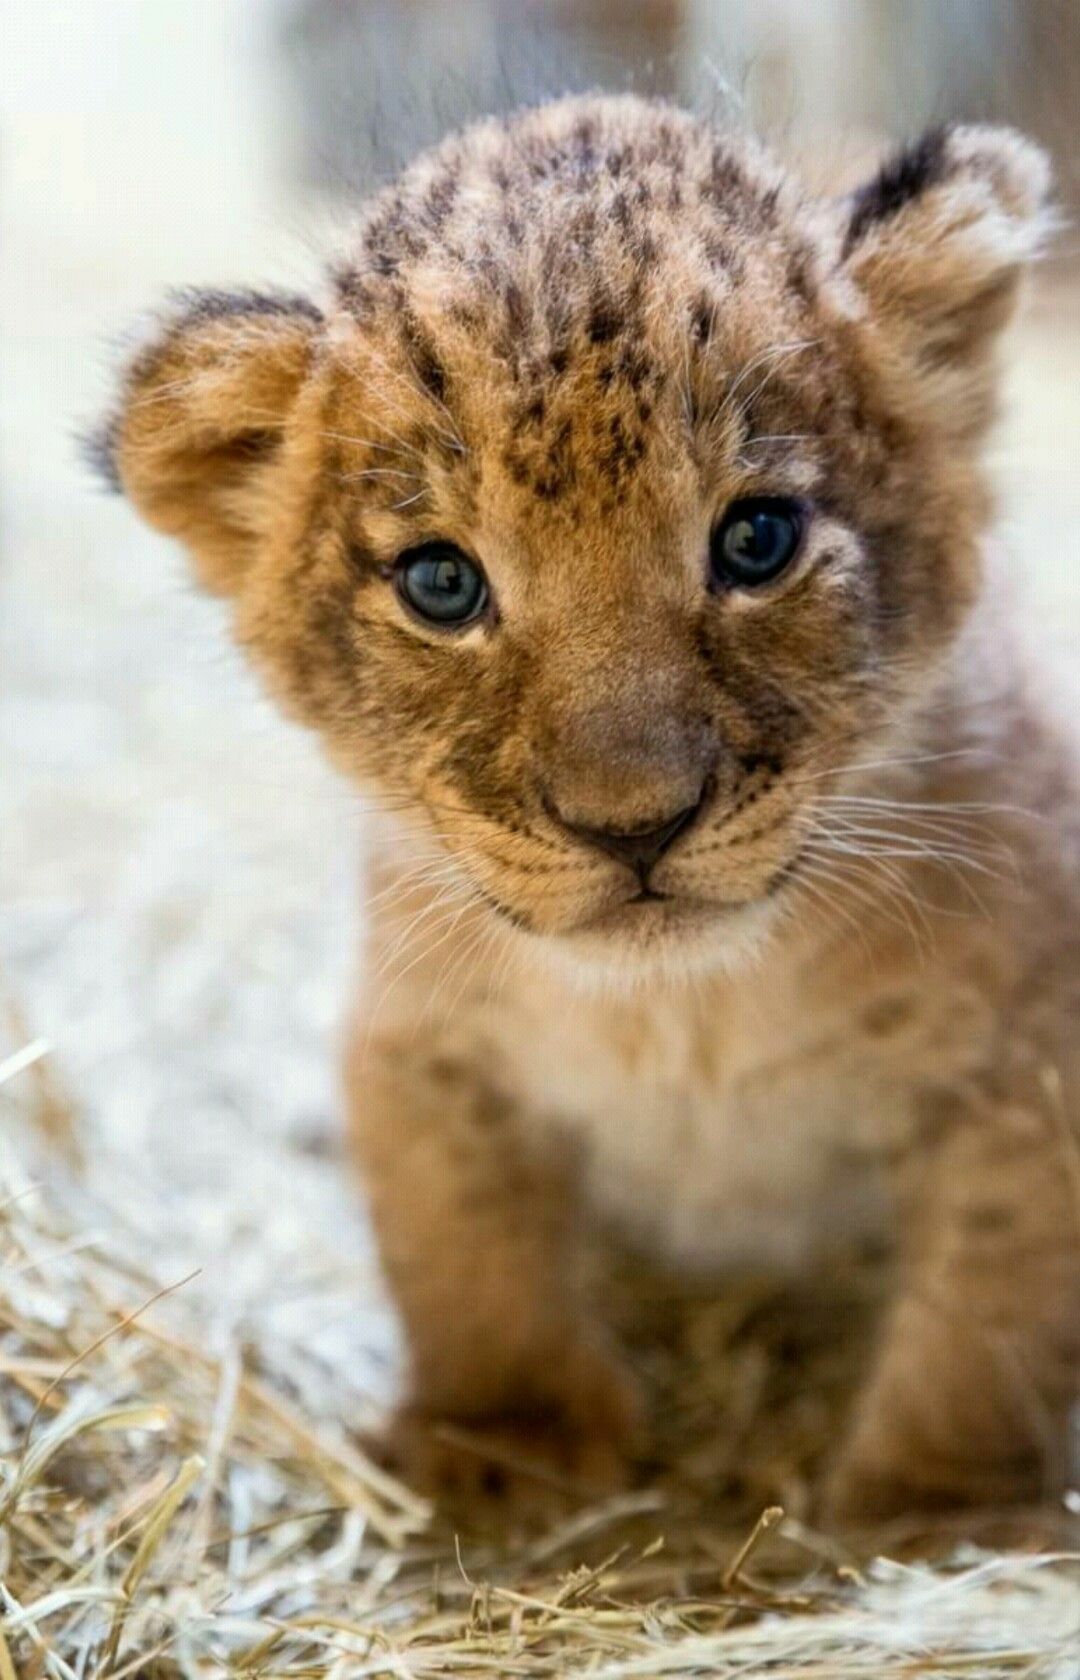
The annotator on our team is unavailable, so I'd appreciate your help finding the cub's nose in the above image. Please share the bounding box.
[559,798,704,877]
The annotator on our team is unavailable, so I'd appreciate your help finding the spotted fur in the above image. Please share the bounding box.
[103,97,1078,1525]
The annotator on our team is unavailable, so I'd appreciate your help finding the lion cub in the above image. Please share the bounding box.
[102,97,1079,1520]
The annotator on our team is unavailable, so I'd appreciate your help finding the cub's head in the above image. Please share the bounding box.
[100,96,1049,977]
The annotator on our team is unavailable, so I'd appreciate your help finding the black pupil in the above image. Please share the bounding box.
[715,501,800,585]
[401,549,485,623]
[425,557,464,598]
[735,514,785,565]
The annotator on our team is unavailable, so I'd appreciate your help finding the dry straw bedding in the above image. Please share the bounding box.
[3,1040,1080,1679]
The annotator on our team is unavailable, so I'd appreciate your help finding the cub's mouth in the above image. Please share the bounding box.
[540,887,789,981]
[422,778,812,968]
[574,857,802,938]
[503,825,814,977]
[575,891,738,937]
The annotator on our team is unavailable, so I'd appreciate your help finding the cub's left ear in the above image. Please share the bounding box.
[91,287,323,595]
[840,125,1053,376]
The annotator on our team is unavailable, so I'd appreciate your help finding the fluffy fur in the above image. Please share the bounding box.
[102,96,1079,1521]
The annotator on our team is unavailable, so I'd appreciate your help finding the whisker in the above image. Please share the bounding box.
[367,891,480,1033]
[356,343,467,454]
[363,858,466,913]
[824,823,1015,878]
[721,338,822,423]
[802,839,938,954]
[786,747,990,788]
[810,818,1007,882]
[783,860,877,963]
[319,424,428,464]
[340,467,424,486]
[365,886,468,989]
[817,793,1027,818]
[424,914,502,1029]
[801,792,1005,939]
[737,432,813,464]
[485,921,522,1006]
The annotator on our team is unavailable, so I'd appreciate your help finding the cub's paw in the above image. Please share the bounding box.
[367,1355,640,1526]
[824,1420,1046,1525]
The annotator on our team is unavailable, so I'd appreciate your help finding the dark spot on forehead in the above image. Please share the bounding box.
[572,113,598,151]
[502,412,578,503]
[601,412,648,484]
[652,117,685,169]
[503,278,528,339]
[691,294,714,342]
[588,298,620,344]
[333,266,376,313]
[620,344,659,391]
[361,195,430,277]
[519,391,546,428]
[759,184,781,222]
[447,296,485,332]
[567,202,599,248]
[702,146,750,206]
[400,308,448,404]
[702,234,745,281]
[782,241,817,305]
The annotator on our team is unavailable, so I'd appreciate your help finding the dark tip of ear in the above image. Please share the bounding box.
[76,412,122,492]
[844,125,953,255]
[164,285,325,329]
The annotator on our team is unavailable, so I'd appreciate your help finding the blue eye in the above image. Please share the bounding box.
[711,497,804,589]
[395,543,489,627]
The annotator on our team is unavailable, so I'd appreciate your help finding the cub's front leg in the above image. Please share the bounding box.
[346,1022,638,1519]
[831,1080,1080,1520]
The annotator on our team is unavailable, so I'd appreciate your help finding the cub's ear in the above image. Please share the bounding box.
[839,124,1052,396]
[92,288,323,594]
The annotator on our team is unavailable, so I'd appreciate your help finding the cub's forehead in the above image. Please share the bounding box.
[342,97,810,269]
[333,95,824,342]
[325,96,837,520]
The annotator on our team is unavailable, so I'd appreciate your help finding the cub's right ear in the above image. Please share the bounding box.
[90,288,323,595]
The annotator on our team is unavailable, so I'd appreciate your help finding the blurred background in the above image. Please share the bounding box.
[1,2,1077,1360]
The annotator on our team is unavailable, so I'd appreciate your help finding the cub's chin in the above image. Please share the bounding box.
[535,891,785,990]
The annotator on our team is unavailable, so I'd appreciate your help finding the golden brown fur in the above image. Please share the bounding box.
[102,97,1079,1520]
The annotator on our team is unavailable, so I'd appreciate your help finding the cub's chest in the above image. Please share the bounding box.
[499,961,997,1271]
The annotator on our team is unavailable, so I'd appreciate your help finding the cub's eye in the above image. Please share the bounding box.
[710,497,804,589]
[395,542,489,627]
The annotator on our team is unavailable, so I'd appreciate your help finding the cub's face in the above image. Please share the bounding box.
[104,98,1048,975]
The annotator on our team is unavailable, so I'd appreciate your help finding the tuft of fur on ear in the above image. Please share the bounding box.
[840,124,1052,409]
[95,288,323,594]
